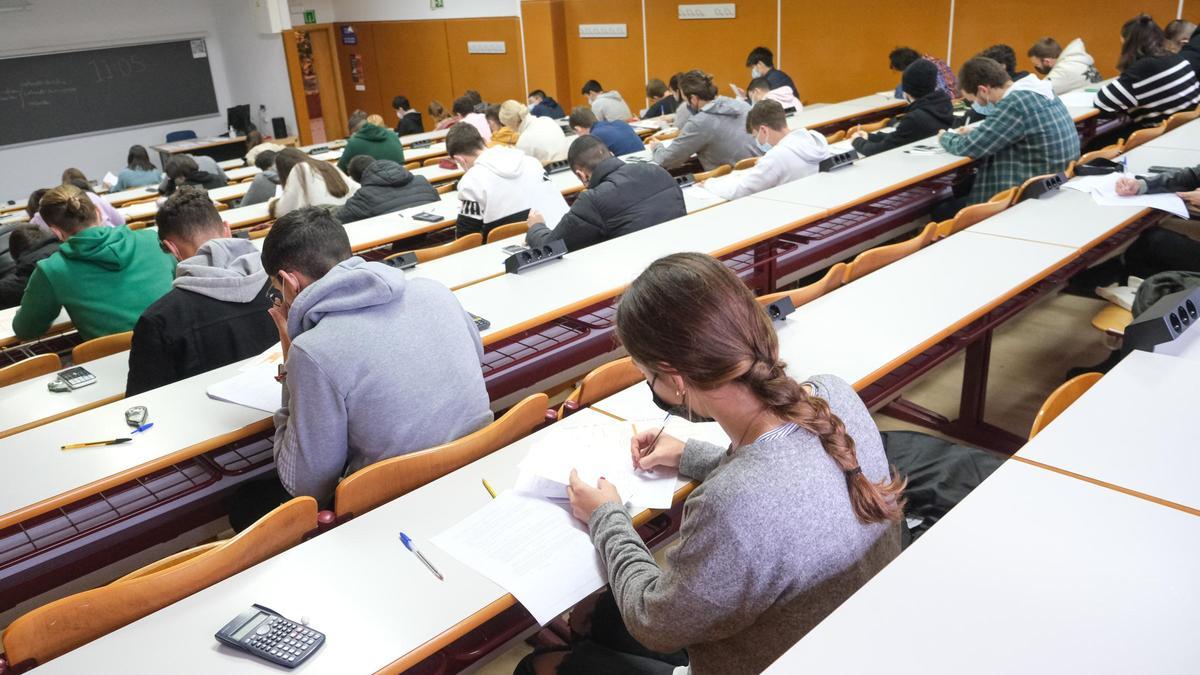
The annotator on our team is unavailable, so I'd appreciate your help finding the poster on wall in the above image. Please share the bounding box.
[350,53,366,91]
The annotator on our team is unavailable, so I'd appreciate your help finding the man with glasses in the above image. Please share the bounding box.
[125,186,277,396]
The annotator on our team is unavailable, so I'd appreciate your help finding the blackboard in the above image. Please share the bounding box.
[0,39,219,147]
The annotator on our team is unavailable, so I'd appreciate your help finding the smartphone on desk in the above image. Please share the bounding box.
[502,245,528,255]
[411,212,442,223]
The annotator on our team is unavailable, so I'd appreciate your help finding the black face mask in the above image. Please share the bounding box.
[647,375,715,423]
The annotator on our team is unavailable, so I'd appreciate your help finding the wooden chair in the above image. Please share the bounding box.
[0,353,62,388]
[1091,304,1133,350]
[652,128,680,141]
[332,394,551,519]
[71,331,132,364]
[1028,372,1103,439]
[404,160,420,170]
[487,221,528,244]
[988,187,1016,204]
[939,198,1012,238]
[693,165,731,181]
[846,118,890,137]
[1011,172,1064,205]
[435,181,458,195]
[825,130,847,143]
[0,497,317,669]
[733,157,759,171]
[1122,124,1165,152]
[757,262,848,308]
[1164,109,1200,132]
[388,233,482,264]
[842,223,937,284]
[1073,143,1125,172]
[422,156,447,167]
[558,357,644,418]
[249,227,271,240]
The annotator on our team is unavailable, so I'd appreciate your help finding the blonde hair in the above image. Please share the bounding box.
[38,184,99,234]
[366,114,385,127]
[498,100,527,130]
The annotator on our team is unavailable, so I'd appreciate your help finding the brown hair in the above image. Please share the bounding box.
[615,253,906,524]
[38,184,99,234]
[428,99,449,122]
[61,167,88,186]
[678,69,718,103]
[274,147,351,198]
[1119,14,1168,72]
[746,99,787,132]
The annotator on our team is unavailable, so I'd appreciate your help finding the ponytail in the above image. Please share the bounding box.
[678,69,718,103]
[38,184,99,234]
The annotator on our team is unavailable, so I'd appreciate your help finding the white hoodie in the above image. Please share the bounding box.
[763,86,803,112]
[456,145,569,226]
[516,114,570,163]
[1003,71,1058,101]
[273,162,359,219]
[703,128,830,200]
[1043,38,1103,96]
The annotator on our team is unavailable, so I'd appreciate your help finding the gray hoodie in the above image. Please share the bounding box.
[591,90,633,122]
[273,257,493,501]
[239,169,280,207]
[652,96,762,171]
[173,238,267,302]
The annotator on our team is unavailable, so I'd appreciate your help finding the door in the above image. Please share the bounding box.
[283,26,349,146]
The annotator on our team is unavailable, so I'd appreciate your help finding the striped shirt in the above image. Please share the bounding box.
[1095,54,1200,128]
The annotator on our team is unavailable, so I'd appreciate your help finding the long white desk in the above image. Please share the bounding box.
[102,185,161,207]
[764,460,1200,674]
[0,352,127,438]
[786,94,904,131]
[0,199,27,216]
[220,201,273,229]
[400,128,448,146]
[1145,117,1200,150]
[0,306,71,348]
[118,182,252,222]
[224,166,259,182]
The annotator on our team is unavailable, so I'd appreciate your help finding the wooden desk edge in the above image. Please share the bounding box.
[0,393,124,441]
[1011,456,1200,516]
[0,321,74,350]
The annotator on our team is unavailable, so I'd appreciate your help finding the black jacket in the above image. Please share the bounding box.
[163,171,227,196]
[335,160,440,224]
[525,157,685,252]
[1181,31,1200,77]
[852,90,955,157]
[0,231,59,309]
[395,111,425,137]
[1143,164,1200,194]
[643,94,679,119]
[125,279,279,396]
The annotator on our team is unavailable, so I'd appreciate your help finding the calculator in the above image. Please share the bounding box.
[215,604,325,668]
[56,366,96,390]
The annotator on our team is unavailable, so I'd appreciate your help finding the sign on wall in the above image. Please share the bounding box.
[467,41,507,54]
[340,25,357,45]
[579,24,628,39]
[678,3,736,20]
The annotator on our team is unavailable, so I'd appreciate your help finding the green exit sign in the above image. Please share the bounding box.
[430,0,444,8]
[303,9,316,24]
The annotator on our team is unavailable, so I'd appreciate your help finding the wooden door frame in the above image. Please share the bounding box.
[282,24,350,147]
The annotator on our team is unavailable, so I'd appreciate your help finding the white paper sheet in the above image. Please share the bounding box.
[102,171,119,188]
[206,361,280,412]
[682,184,726,212]
[1063,173,1190,218]
[1058,89,1099,108]
[238,343,284,372]
[431,491,606,625]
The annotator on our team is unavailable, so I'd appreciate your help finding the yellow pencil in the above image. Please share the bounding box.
[482,478,497,499]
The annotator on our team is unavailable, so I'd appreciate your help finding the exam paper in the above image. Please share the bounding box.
[682,184,726,212]
[206,361,280,413]
[1058,89,1098,108]
[432,491,606,625]
[1064,173,1189,218]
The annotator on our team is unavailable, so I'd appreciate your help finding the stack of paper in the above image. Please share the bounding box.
[1063,173,1189,218]
[205,344,283,413]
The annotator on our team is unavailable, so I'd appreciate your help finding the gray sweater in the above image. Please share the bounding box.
[651,96,762,171]
[588,374,901,675]
[274,257,493,501]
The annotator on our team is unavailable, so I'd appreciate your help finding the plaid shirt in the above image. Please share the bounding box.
[940,90,1080,204]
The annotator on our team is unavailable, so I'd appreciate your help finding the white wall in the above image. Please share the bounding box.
[0,0,297,200]
[333,0,519,21]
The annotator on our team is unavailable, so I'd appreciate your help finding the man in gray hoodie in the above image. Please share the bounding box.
[649,70,762,172]
[582,79,633,121]
[261,206,493,503]
[126,187,278,396]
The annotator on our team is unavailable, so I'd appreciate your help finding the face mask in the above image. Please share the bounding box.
[972,100,996,116]
[647,376,715,423]
[755,131,772,153]
[751,66,763,79]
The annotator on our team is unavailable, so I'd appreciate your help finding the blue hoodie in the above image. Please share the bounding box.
[273,257,493,500]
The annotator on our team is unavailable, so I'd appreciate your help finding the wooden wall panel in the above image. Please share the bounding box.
[522,0,571,103]
[335,23,386,119]
[445,18,528,105]
[951,0,1180,81]
[562,0,645,112]
[372,22,455,126]
[781,0,952,104]
[645,0,776,103]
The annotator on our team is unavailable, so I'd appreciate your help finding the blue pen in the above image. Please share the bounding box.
[399,532,444,581]
[131,423,154,434]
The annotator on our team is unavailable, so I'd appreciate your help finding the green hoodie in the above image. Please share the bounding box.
[14,226,176,341]
[337,123,406,173]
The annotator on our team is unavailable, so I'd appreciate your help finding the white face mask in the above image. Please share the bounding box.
[750,66,763,79]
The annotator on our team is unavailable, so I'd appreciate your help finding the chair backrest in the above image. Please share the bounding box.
[1011,172,1064,205]
[653,128,680,141]
[843,222,937,284]
[487,220,528,244]
[389,232,482,264]
[1123,124,1165,152]
[757,262,848,308]
[71,331,133,365]
[1072,143,1124,175]
[558,357,644,418]
[850,118,890,135]
[1164,109,1200,132]
[249,226,271,240]
[693,165,731,181]
[423,156,446,167]
[333,393,551,518]
[733,156,759,171]
[942,197,1012,237]
[1029,372,1103,439]
[435,180,458,194]
[404,160,421,170]
[0,353,62,388]
[1,497,317,667]
[988,186,1016,204]
[825,130,847,143]
[164,130,197,143]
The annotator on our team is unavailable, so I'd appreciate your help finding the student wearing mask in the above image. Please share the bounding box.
[705,100,830,200]
[569,106,645,157]
[111,145,161,191]
[1165,19,1197,53]
[486,104,517,147]
[14,184,175,341]
[334,156,439,224]
[746,76,801,112]
[239,150,281,207]
[582,80,633,121]
[642,79,679,118]
[337,110,405,173]
[740,46,797,98]
[525,135,684,252]
[271,148,359,219]
[502,100,569,163]
[156,154,228,193]
[453,95,492,142]
[393,95,424,136]
[965,44,1031,121]
[851,59,955,156]
[889,47,957,99]
[1096,14,1200,128]
[650,70,761,171]
[535,252,903,674]
[162,155,228,196]
[126,188,277,396]
[1027,37,1104,95]
[528,89,566,119]
[0,225,59,309]
[446,123,568,240]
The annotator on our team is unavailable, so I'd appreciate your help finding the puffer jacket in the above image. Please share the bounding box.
[651,96,762,171]
[334,160,439,224]
[853,89,955,156]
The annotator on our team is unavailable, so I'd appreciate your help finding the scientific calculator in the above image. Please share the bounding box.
[215,604,325,668]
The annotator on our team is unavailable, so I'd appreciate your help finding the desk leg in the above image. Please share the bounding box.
[943,330,1025,454]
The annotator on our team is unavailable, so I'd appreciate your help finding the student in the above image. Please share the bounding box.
[162,155,228,196]
[111,145,161,191]
[337,112,405,173]
[28,185,125,229]
[335,157,439,224]
[429,100,456,130]
[1180,23,1200,75]
[851,59,954,156]
[705,100,830,200]
[1164,19,1197,53]
[528,89,566,119]
[453,95,492,142]
[1027,37,1104,95]
[271,148,359,219]
[14,184,175,341]
[486,104,517,147]
[257,206,493,508]
[156,154,228,194]
[502,100,568,163]
[1112,168,1200,276]
[581,80,633,121]
[939,57,1079,210]
[393,95,424,136]
[239,150,280,207]
[61,167,89,187]
[126,188,277,396]
[979,44,1031,81]
[544,252,903,674]
[889,47,957,99]
[650,70,761,171]
[0,225,59,309]
[244,132,285,167]
[525,135,684,252]
[743,45,797,97]
[446,123,568,240]
[746,76,800,112]
[569,106,645,156]
[463,89,486,114]
[1096,14,1200,128]
[3,189,50,277]
[668,73,691,129]
[643,79,679,118]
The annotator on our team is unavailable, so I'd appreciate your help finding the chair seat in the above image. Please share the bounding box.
[1091,304,1133,337]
